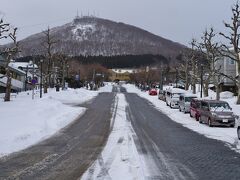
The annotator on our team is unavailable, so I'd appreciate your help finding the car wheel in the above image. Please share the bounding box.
[190,112,193,117]
[195,115,199,121]
[179,107,181,112]
[208,118,213,127]
[237,127,240,140]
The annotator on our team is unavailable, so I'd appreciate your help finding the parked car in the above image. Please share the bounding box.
[166,88,186,108]
[237,124,240,140]
[179,94,198,113]
[158,90,166,101]
[190,98,202,121]
[149,88,157,96]
[236,116,240,139]
[198,100,236,127]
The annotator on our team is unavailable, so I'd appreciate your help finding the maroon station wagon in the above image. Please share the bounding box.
[190,98,202,121]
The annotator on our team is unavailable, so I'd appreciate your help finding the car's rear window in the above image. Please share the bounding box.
[185,97,197,102]
[209,103,231,111]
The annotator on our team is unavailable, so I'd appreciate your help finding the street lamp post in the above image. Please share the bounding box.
[176,69,178,88]
[25,65,29,91]
[66,65,69,78]
[200,64,204,98]
[31,61,35,100]
[62,60,65,90]
[40,59,43,98]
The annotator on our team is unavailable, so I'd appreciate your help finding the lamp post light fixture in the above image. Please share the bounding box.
[40,59,43,98]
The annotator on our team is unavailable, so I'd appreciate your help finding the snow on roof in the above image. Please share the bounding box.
[166,87,186,94]
[13,62,38,69]
[181,93,198,97]
[111,69,135,74]
[8,62,26,75]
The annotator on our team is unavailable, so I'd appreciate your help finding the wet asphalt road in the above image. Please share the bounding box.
[0,93,115,180]
[121,87,240,180]
[1,86,240,180]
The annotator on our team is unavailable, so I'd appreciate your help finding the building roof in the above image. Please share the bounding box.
[166,87,186,94]
[111,69,135,74]
[181,93,198,97]
[13,62,38,69]
[8,62,26,75]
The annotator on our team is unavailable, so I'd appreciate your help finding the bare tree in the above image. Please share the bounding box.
[54,53,69,89]
[200,28,221,100]
[189,39,199,94]
[219,2,240,104]
[178,48,192,90]
[0,19,10,40]
[42,26,57,88]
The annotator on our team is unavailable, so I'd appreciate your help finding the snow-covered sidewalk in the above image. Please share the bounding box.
[0,84,112,157]
[123,84,240,153]
[82,93,146,180]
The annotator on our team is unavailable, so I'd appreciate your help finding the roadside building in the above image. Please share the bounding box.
[109,69,134,82]
[215,53,238,93]
[0,58,26,93]
[13,61,40,90]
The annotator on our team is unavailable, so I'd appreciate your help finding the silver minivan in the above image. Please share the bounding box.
[179,94,198,113]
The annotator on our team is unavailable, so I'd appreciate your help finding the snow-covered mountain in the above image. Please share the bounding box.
[18,16,185,57]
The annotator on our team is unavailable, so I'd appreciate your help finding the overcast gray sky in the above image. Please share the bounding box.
[0,0,237,46]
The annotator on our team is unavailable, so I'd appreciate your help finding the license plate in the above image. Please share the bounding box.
[223,119,228,123]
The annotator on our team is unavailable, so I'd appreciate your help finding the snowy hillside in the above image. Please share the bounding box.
[17,16,184,58]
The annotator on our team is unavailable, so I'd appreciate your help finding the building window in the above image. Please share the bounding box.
[229,59,235,65]
[0,66,6,74]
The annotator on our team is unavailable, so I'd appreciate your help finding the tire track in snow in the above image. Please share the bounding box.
[81,93,145,180]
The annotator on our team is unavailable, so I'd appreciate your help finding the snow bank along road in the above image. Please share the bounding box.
[0,92,115,180]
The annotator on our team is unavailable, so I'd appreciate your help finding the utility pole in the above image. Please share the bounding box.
[32,61,35,100]
[78,69,81,88]
[40,59,43,98]
[66,65,69,78]
[175,68,178,88]
[159,63,163,90]
[200,64,203,98]
[92,69,95,82]
[161,70,163,90]
[25,65,28,91]
[62,59,65,90]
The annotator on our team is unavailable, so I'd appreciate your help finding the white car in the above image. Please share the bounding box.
[165,88,186,109]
